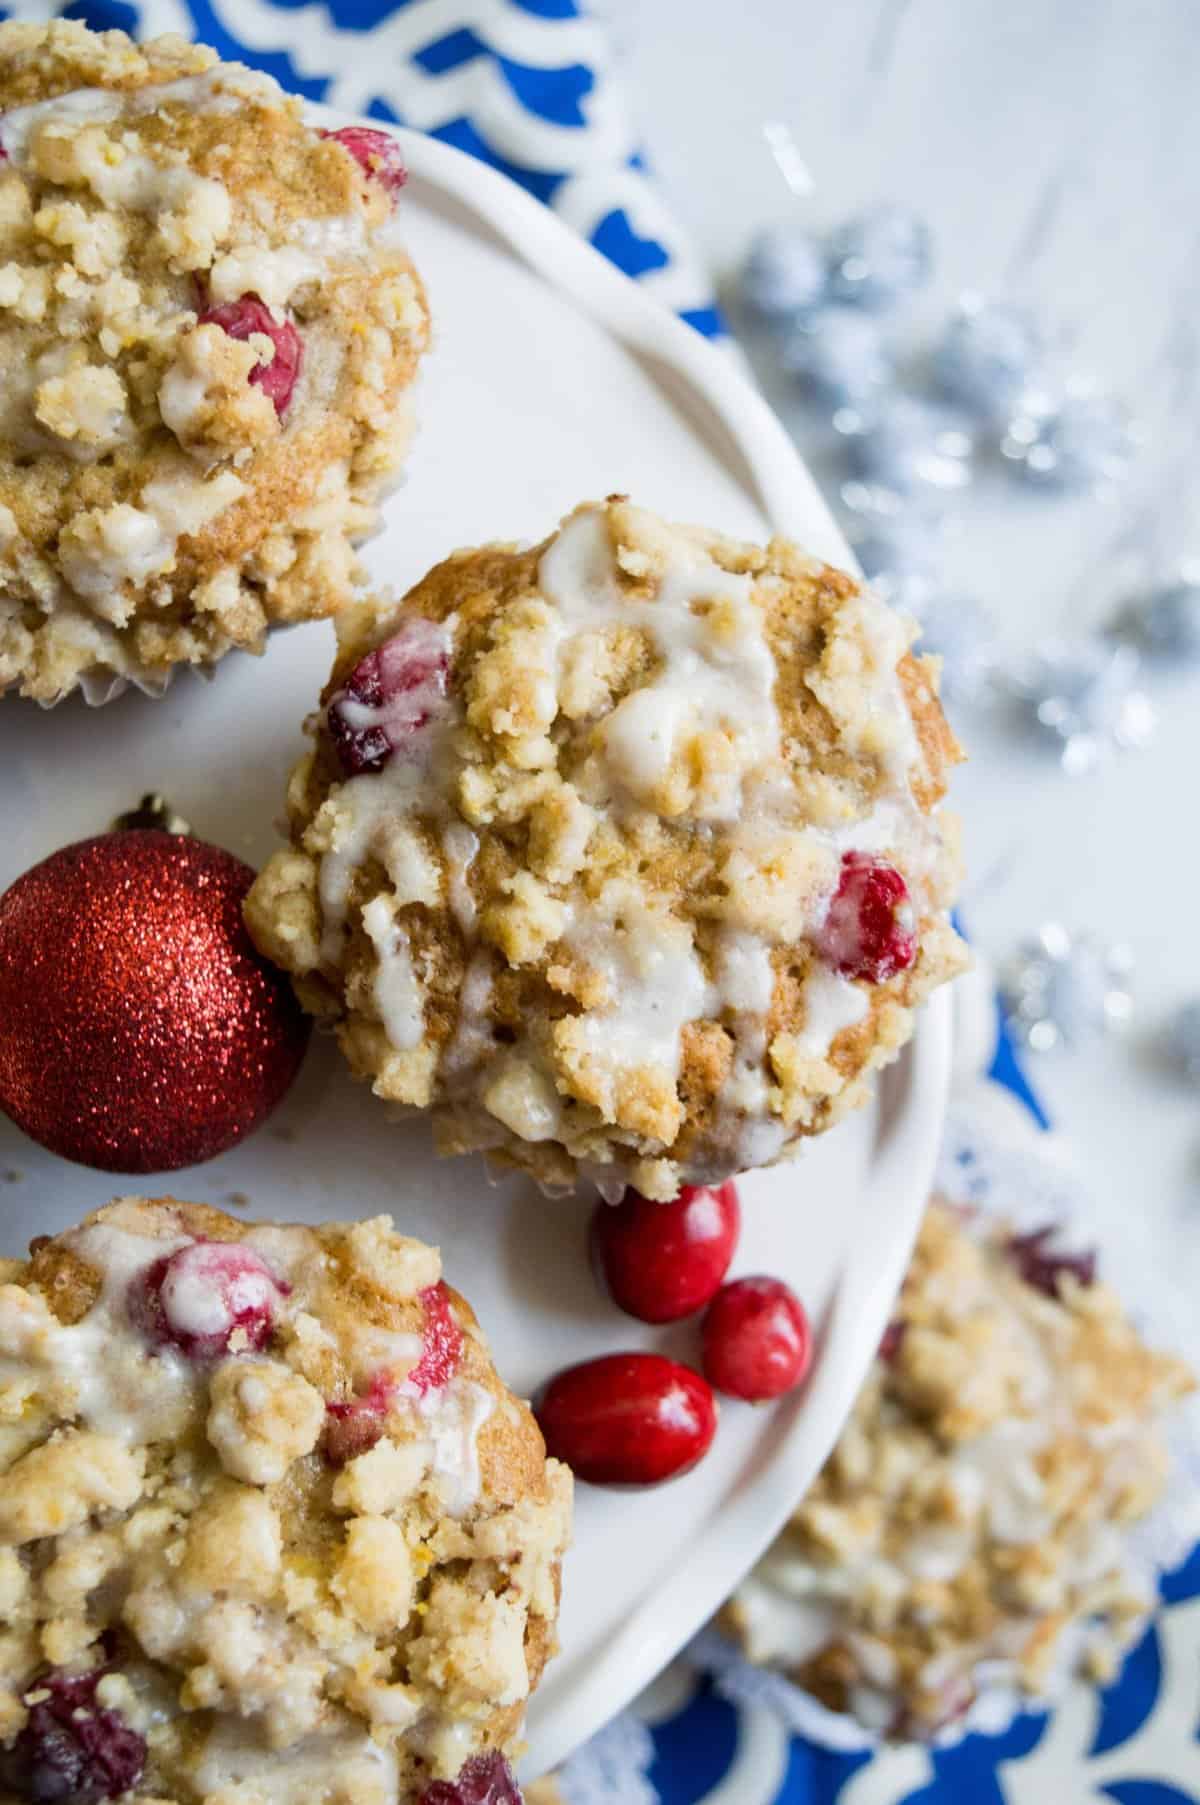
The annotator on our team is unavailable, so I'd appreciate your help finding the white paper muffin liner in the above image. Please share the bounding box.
[686,1056,1200,1754]
[71,665,177,708]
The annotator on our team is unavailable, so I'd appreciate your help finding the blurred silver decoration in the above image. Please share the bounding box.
[1112,567,1200,666]
[1003,390,1137,490]
[841,482,945,606]
[912,594,999,704]
[841,396,973,494]
[1002,923,1134,1053]
[1007,639,1155,773]
[741,223,827,320]
[1166,1000,1200,1081]
[781,307,893,409]
[933,295,1046,422]
[826,205,932,309]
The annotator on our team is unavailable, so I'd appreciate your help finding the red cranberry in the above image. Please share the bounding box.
[537,1353,717,1486]
[325,1371,394,1465]
[198,293,303,415]
[127,1240,283,1361]
[1007,1225,1096,1298]
[702,1276,812,1402]
[878,1318,906,1364]
[324,1400,382,1466]
[816,852,917,985]
[0,1666,146,1803]
[419,1752,522,1804]
[592,1181,740,1324]
[321,126,408,200]
[327,617,451,776]
[404,1282,464,1396]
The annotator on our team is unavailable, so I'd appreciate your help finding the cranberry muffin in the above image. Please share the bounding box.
[0,20,429,702]
[0,1196,570,1800]
[247,497,965,1199]
[722,1200,1193,1737]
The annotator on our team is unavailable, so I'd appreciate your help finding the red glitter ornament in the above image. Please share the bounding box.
[0,830,309,1173]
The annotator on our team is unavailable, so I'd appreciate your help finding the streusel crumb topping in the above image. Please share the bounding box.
[723,1199,1193,1737]
[0,1196,570,1801]
[0,20,430,702]
[247,497,966,1199]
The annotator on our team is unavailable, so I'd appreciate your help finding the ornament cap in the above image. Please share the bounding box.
[111,794,191,835]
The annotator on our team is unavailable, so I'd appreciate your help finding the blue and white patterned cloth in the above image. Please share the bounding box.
[4,1,1199,1797]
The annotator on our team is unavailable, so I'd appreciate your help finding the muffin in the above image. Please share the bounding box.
[0,1195,571,1801]
[247,497,965,1199]
[0,20,430,703]
[246,497,966,1199]
[721,1199,1193,1738]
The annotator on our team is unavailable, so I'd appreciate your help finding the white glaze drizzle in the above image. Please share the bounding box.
[0,68,284,165]
[538,507,780,823]
[362,894,426,1051]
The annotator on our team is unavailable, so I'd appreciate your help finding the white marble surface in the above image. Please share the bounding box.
[608,0,1200,1292]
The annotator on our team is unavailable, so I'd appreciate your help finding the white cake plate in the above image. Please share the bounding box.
[0,125,952,1781]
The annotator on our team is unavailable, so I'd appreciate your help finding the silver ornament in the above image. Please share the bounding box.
[841,396,973,495]
[780,307,893,409]
[741,223,827,321]
[1003,391,1137,490]
[1112,571,1200,666]
[841,482,945,606]
[826,205,932,309]
[1006,639,1155,774]
[1166,1000,1200,1081]
[933,296,1046,422]
[1002,923,1134,1053]
[912,595,999,705]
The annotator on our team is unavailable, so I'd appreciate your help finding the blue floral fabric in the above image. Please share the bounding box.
[3,0,1198,1794]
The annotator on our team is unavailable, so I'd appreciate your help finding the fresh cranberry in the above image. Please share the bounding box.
[702,1276,812,1402]
[321,126,408,200]
[405,1282,464,1396]
[0,1666,146,1803]
[198,293,303,415]
[592,1181,740,1324]
[324,1370,394,1465]
[324,1285,463,1464]
[419,1751,522,1804]
[327,617,451,776]
[816,852,917,985]
[1007,1225,1097,1298]
[878,1318,906,1364]
[537,1353,717,1486]
[127,1240,283,1361]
